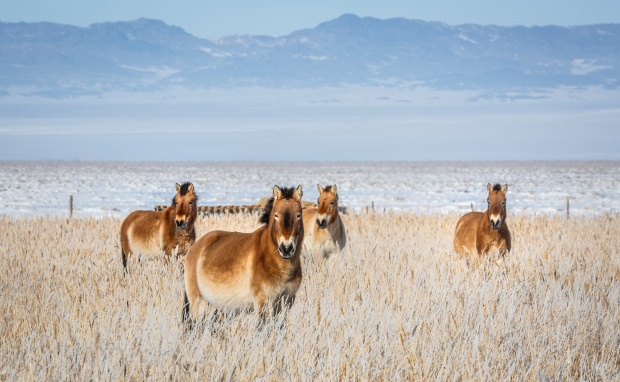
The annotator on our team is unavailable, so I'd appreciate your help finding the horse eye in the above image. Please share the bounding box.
[274,213,279,219]
[297,213,301,220]
[502,201,506,206]
[330,201,335,205]
[189,201,194,205]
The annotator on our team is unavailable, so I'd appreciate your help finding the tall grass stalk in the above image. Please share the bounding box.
[1,213,619,380]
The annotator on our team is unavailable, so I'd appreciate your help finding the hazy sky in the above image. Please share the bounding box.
[2,0,619,40]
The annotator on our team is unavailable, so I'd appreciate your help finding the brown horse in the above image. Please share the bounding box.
[454,183,511,256]
[302,184,346,259]
[183,185,304,328]
[120,182,198,269]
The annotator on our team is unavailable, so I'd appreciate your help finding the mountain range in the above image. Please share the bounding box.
[1,14,619,97]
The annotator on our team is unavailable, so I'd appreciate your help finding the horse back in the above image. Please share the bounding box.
[190,230,254,274]
[121,209,167,256]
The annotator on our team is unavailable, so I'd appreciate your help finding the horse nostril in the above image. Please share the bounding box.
[176,220,185,228]
[278,243,294,257]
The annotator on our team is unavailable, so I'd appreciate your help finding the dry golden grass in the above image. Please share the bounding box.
[1,212,619,381]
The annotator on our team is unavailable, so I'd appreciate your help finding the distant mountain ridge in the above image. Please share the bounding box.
[1,14,619,97]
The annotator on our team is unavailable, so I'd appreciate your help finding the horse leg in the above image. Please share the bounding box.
[182,282,202,333]
[274,294,295,316]
[208,309,224,335]
[274,295,296,330]
[253,291,270,328]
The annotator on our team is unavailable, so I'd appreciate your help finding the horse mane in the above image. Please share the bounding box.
[323,185,333,192]
[492,183,502,191]
[259,187,297,225]
[179,182,193,196]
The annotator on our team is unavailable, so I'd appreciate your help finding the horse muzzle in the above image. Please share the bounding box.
[316,218,328,229]
[278,243,296,259]
[490,219,502,231]
[175,219,187,229]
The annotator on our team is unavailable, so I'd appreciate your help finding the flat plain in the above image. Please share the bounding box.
[1,211,618,380]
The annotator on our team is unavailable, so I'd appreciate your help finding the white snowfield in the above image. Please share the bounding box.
[0,161,618,218]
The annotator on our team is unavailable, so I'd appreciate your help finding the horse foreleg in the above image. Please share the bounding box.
[253,291,270,327]
[274,294,296,316]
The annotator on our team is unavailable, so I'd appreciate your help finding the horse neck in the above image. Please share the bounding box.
[257,223,278,252]
[326,211,342,235]
[186,208,197,228]
[162,206,177,231]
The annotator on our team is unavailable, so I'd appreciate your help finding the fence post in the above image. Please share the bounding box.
[566,196,570,219]
[70,194,73,218]
[471,202,474,212]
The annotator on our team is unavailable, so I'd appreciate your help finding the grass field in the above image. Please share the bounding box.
[1,212,619,381]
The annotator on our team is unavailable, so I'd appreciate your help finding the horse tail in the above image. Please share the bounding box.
[121,244,128,269]
[182,290,192,331]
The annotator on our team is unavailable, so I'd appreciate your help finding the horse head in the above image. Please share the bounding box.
[265,185,303,259]
[486,183,507,231]
[173,182,197,230]
[316,184,339,229]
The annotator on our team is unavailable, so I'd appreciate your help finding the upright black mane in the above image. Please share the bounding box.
[492,183,502,191]
[178,182,193,196]
[323,185,333,192]
[259,186,297,225]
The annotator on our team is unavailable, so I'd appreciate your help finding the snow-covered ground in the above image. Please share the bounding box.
[0,161,618,218]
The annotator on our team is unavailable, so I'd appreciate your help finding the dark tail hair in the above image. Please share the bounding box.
[182,291,192,331]
[121,247,128,270]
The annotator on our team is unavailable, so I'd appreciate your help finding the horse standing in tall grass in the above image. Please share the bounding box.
[120,182,198,269]
[302,184,346,259]
[454,183,511,257]
[183,185,304,329]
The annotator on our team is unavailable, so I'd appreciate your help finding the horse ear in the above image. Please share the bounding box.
[176,183,181,193]
[188,183,195,194]
[487,183,493,193]
[501,184,508,193]
[294,185,303,201]
[273,185,283,201]
[331,184,338,195]
[317,184,324,194]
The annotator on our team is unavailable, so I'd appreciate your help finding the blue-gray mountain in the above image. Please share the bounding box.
[1,14,619,97]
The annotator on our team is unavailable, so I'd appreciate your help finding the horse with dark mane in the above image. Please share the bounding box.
[454,183,511,257]
[120,182,198,269]
[183,185,304,329]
